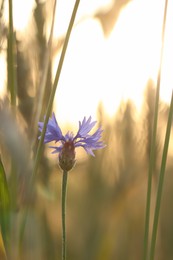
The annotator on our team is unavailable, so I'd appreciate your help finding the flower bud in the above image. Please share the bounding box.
[58,141,76,171]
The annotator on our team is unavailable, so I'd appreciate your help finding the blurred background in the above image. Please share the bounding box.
[0,0,173,259]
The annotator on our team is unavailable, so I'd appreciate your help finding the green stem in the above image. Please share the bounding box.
[31,0,57,145]
[8,0,17,106]
[62,171,68,260]
[143,1,168,259]
[18,0,80,249]
[32,0,80,182]
[149,91,173,260]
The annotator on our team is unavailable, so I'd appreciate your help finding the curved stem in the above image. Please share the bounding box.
[8,0,17,106]
[33,0,80,180]
[143,0,169,259]
[62,171,68,260]
[149,91,173,260]
[19,0,80,249]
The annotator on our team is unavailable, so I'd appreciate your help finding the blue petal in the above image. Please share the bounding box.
[38,113,65,143]
[64,131,74,141]
[83,146,96,156]
[75,126,106,155]
[49,145,63,154]
[38,113,106,159]
[75,116,96,139]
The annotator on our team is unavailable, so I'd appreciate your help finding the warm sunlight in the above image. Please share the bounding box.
[4,0,34,31]
[53,0,173,125]
[0,54,6,96]
[1,2,173,259]
[160,0,173,104]
[1,0,173,124]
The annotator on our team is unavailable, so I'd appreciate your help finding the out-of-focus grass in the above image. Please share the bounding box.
[0,230,7,260]
[149,90,173,260]
[143,1,169,259]
[0,158,10,248]
[0,1,173,260]
[7,0,17,106]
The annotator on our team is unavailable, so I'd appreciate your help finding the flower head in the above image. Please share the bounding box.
[38,113,106,171]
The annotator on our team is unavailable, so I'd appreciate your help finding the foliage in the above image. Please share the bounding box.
[0,0,172,259]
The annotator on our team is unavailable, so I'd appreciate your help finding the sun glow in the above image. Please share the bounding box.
[1,0,173,125]
[160,0,173,104]
[4,0,34,31]
[53,0,173,125]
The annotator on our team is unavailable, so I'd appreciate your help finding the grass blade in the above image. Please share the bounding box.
[19,0,81,251]
[0,157,10,249]
[0,231,7,260]
[32,0,80,182]
[149,91,173,259]
[31,0,57,144]
[143,1,169,259]
[7,0,17,106]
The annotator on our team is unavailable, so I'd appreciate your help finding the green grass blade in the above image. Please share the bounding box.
[149,91,173,260]
[32,0,80,182]
[7,0,17,106]
[0,231,7,260]
[19,0,81,250]
[143,1,169,259]
[143,68,159,260]
[0,157,10,248]
[31,0,57,145]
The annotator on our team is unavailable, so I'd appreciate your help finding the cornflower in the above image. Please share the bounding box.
[38,113,105,171]
[38,113,105,260]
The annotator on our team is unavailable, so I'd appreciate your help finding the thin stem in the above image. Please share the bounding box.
[143,1,168,259]
[31,0,57,145]
[0,158,10,252]
[18,0,80,251]
[149,91,173,260]
[32,0,80,182]
[8,0,17,106]
[62,171,68,260]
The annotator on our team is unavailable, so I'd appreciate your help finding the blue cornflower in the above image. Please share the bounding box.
[38,113,106,171]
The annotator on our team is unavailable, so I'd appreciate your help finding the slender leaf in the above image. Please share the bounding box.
[0,231,7,260]
[7,0,17,106]
[0,157,10,247]
[149,91,173,259]
[143,1,169,259]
